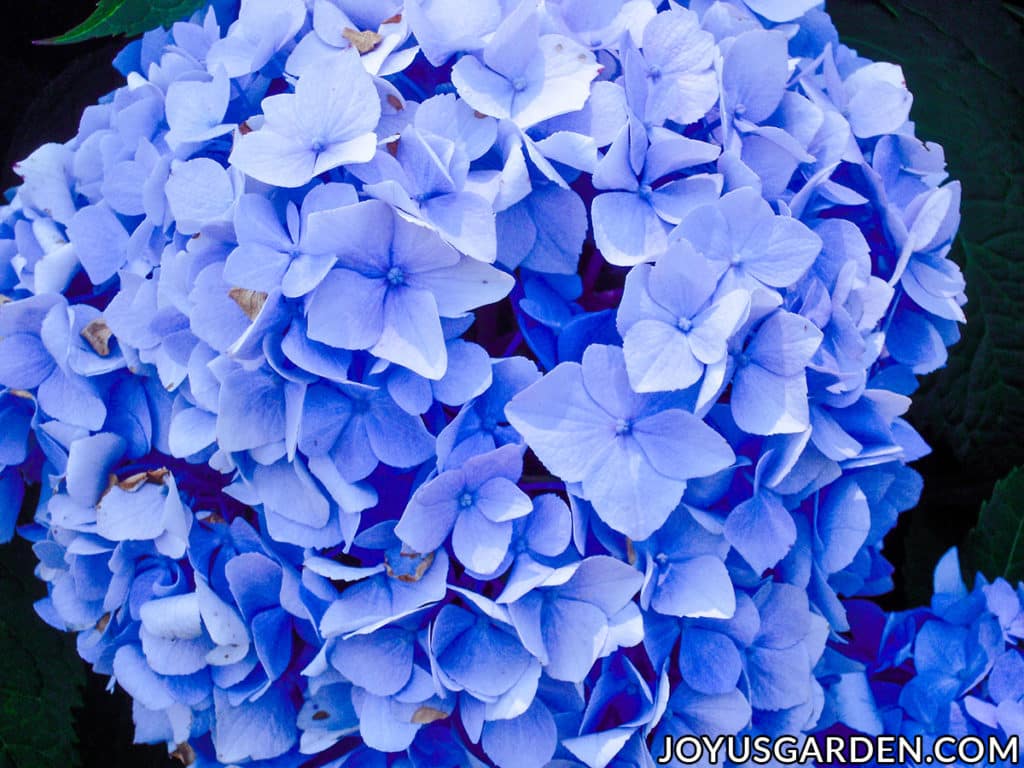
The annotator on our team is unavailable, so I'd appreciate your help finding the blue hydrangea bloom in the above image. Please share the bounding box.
[0,0,974,765]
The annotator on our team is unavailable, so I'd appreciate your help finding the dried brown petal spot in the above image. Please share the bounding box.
[8,389,33,400]
[0,294,11,305]
[386,139,400,157]
[81,318,114,357]
[96,613,111,633]
[229,287,269,321]
[473,110,487,119]
[387,94,404,111]
[239,120,254,135]
[117,467,170,492]
[343,27,384,54]
[411,706,449,724]
[312,710,330,722]
[625,538,637,566]
[382,13,403,24]
[204,512,227,525]
[171,742,197,766]
[385,550,435,583]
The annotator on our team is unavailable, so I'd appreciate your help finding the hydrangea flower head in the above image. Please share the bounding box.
[0,0,971,765]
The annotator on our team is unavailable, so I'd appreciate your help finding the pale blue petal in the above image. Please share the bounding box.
[252,459,330,528]
[294,51,381,146]
[452,508,513,574]
[740,216,822,288]
[0,333,54,389]
[66,433,126,507]
[816,479,871,573]
[474,477,532,523]
[554,556,642,617]
[165,70,232,147]
[212,686,297,763]
[747,644,811,711]
[362,393,435,468]
[623,320,701,392]
[281,252,337,297]
[433,340,492,406]
[505,362,613,483]
[422,192,498,264]
[374,287,447,379]
[678,628,743,695]
[223,243,290,293]
[67,203,129,284]
[306,270,387,350]
[229,130,319,189]
[406,257,514,317]
[746,311,823,377]
[652,555,735,619]
[541,598,607,682]
[689,290,750,365]
[581,436,687,541]
[481,699,558,768]
[451,55,515,120]
[37,368,106,431]
[96,482,170,543]
[482,0,539,80]
[731,363,810,435]
[331,629,414,696]
[396,472,462,553]
[722,30,788,124]
[592,192,667,267]
[845,64,913,139]
[524,495,571,557]
[216,367,286,452]
[724,491,796,573]
[632,409,736,481]
[512,36,601,129]
[166,158,235,235]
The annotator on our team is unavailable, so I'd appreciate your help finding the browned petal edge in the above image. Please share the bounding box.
[80,318,114,357]
[384,550,435,583]
[411,706,449,724]
[171,742,197,766]
[342,27,384,54]
[228,287,269,321]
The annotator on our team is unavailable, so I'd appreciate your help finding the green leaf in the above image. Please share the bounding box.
[1005,3,1024,25]
[830,0,1024,477]
[963,466,1024,584]
[0,536,86,768]
[38,0,206,45]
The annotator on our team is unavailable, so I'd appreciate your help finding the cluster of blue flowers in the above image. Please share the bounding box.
[0,0,986,766]
[818,549,1024,766]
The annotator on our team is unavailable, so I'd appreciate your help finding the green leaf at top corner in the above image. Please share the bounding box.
[38,0,207,45]
[963,466,1024,585]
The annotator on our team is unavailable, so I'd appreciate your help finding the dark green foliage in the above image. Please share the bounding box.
[831,0,1024,478]
[38,0,206,44]
[0,537,85,768]
[963,466,1024,584]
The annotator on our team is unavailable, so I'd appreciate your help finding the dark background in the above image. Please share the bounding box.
[0,2,1020,767]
